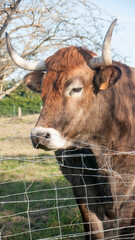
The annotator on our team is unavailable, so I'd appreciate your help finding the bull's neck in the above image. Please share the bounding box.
[91,85,133,152]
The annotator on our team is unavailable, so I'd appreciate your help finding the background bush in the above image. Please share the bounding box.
[0,84,42,117]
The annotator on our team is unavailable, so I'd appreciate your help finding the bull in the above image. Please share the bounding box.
[6,19,135,239]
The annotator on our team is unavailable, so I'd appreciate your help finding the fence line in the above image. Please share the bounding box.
[0,114,135,239]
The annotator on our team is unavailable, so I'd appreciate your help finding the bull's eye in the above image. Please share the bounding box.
[65,79,83,97]
[69,87,82,96]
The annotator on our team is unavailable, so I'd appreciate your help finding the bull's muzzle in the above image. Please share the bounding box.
[31,127,70,150]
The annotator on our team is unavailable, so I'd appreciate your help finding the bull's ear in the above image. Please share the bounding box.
[93,66,121,92]
[23,71,44,92]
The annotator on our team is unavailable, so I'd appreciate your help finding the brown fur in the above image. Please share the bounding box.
[45,46,96,72]
[24,46,135,239]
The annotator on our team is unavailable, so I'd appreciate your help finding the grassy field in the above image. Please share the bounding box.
[0,114,46,157]
[0,115,83,240]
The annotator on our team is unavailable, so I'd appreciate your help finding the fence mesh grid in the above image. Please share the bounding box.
[0,114,135,240]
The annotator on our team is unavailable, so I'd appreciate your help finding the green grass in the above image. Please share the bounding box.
[0,115,83,239]
[0,84,42,117]
[0,159,83,240]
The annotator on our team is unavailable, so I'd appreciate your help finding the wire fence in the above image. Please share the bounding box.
[0,114,135,240]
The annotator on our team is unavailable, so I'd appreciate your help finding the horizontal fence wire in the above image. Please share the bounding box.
[0,114,135,240]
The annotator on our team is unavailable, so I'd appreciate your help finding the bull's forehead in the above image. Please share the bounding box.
[67,63,95,80]
[45,46,96,72]
[41,46,96,99]
[41,62,94,99]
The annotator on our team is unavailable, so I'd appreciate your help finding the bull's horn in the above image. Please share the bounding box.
[5,32,46,71]
[89,19,117,69]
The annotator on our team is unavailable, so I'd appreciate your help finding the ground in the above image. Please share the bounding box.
[0,115,83,240]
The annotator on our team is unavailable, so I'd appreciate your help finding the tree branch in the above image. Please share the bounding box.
[0,80,22,100]
[0,0,22,38]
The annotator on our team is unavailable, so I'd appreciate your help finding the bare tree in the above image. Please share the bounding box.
[0,0,117,98]
[0,0,22,94]
[0,0,22,38]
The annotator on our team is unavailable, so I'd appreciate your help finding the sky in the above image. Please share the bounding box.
[93,0,135,67]
[5,0,135,84]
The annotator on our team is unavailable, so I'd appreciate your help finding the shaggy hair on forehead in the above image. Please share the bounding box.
[45,46,95,72]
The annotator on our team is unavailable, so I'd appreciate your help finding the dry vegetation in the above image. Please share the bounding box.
[0,114,54,157]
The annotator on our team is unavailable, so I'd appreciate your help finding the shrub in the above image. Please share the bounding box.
[0,84,42,117]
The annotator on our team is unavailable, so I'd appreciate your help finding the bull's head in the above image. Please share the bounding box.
[6,19,121,150]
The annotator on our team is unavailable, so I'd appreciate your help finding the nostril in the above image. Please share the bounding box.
[44,132,51,139]
[31,127,53,150]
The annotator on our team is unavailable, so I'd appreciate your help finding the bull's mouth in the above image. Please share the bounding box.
[34,142,52,151]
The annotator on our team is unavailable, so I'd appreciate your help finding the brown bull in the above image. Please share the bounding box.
[6,19,135,239]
